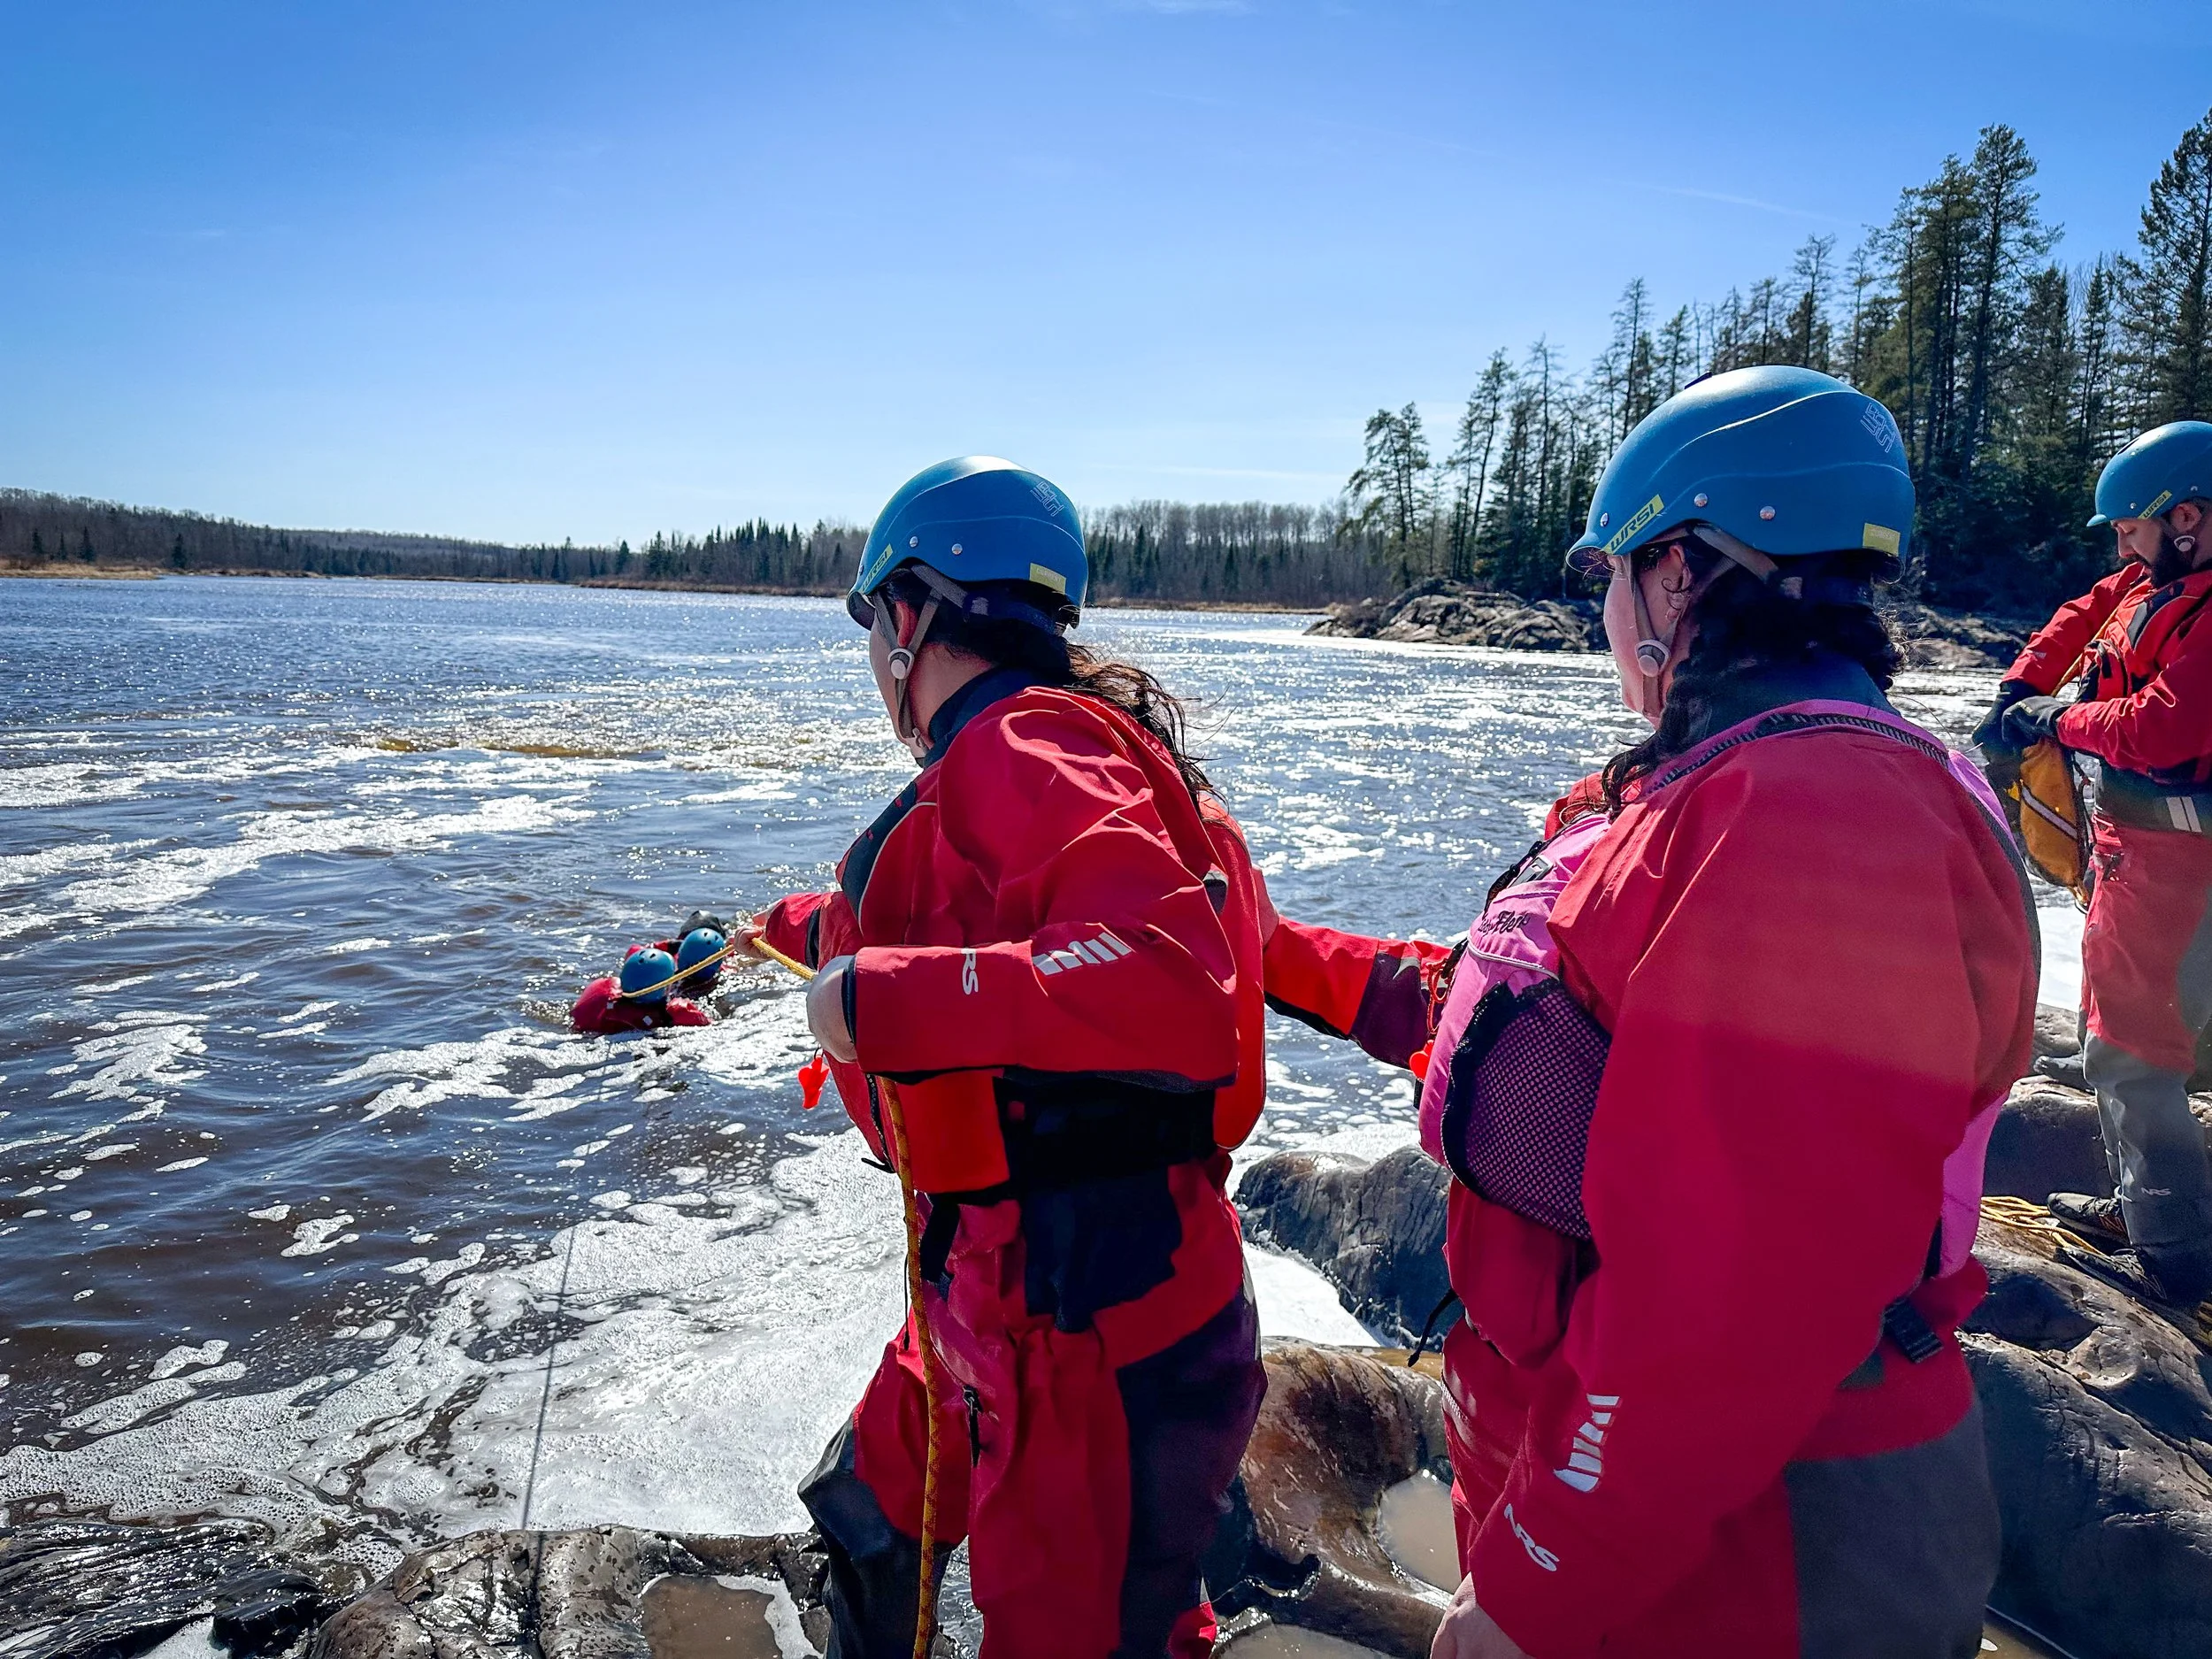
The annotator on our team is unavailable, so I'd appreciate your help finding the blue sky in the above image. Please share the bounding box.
[5,1,2209,544]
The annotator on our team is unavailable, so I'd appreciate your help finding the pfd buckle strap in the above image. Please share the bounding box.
[1880,1294,1944,1364]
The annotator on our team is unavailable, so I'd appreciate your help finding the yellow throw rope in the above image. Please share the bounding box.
[750,934,944,1657]
[1980,1194,2212,1348]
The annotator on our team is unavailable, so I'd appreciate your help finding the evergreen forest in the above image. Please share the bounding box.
[1344,108,2212,614]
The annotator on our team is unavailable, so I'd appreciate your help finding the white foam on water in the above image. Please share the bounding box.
[0,838,153,894]
[0,1125,1381,1555]
[2039,901,2084,1011]
[0,764,147,810]
[0,795,580,939]
[52,1017,208,1106]
[1248,1248,1380,1345]
[138,1619,224,1659]
[150,1340,231,1379]
[0,1133,905,1548]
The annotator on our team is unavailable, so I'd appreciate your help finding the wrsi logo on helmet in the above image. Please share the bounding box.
[1554,1391,1623,1494]
[2089,419,2212,529]
[1564,365,1913,583]
[1033,928,1134,977]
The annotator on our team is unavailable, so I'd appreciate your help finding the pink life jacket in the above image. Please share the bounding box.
[1417,701,2024,1288]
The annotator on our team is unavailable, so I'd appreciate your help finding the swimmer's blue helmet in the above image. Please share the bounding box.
[618,947,678,1002]
[676,927,726,993]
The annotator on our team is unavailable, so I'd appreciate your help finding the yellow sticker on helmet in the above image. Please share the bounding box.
[1862,523,1901,556]
[1601,495,1666,558]
[1028,563,1069,594]
[2146,490,2175,518]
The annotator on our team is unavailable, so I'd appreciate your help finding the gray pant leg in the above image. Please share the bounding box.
[2083,1033,2212,1246]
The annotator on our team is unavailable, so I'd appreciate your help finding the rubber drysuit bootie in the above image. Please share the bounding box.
[2032,1051,2090,1091]
[2055,1242,2212,1325]
[2046,1192,2130,1248]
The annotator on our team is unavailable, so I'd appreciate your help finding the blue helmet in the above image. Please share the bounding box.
[675,926,726,993]
[848,457,1087,634]
[618,947,678,1002]
[1566,366,1913,580]
[2089,421,2212,528]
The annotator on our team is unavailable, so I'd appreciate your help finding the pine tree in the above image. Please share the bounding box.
[2118,105,2212,425]
[1345,403,1433,584]
[1442,353,1515,580]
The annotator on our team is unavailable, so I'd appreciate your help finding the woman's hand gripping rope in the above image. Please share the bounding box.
[754,932,946,1658]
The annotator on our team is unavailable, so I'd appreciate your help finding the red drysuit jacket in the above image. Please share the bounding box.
[757,671,1267,1181]
[1269,730,2035,1654]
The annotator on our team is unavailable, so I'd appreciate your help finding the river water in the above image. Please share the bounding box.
[0,574,2065,1580]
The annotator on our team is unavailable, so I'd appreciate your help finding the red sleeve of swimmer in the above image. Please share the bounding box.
[849,702,1239,1086]
[2006,566,2139,690]
[757,890,835,969]
[1262,916,1448,1070]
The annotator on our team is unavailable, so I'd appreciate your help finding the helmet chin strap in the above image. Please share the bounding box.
[881,596,942,759]
[1623,526,1782,719]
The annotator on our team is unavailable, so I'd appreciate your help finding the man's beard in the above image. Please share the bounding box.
[2151,530,2200,588]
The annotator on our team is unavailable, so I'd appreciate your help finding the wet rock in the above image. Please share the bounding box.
[1307,582,1594,652]
[1238,1149,1450,1345]
[1984,1076,2114,1203]
[1984,1074,2212,1205]
[2032,1002,2078,1061]
[1965,1215,2212,1659]
[1879,600,2032,671]
[0,1518,349,1659]
[304,1527,834,1659]
[1210,1343,1452,1656]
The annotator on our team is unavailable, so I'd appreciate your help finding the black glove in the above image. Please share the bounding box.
[678,910,731,941]
[1971,680,2036,756]
[1999,695,2070,749]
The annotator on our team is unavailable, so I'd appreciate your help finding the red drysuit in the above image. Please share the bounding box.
[568,972,711,1034]
[2009,565,2212,1256]
[757,668,1268,1658]
[1267,714,2036,1656]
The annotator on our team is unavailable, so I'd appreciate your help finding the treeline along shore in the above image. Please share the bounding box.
[14,104,2212,623]
[0,490,1393,611]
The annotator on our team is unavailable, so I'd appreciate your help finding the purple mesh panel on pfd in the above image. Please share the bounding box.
[1443,980,1609,1240]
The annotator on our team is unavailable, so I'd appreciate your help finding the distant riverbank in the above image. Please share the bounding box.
[0,559,1322,612]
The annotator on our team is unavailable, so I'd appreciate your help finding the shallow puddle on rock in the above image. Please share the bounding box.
[1375,1470,1458,1593]
[641,1575,783,1659]
[1222,1626,1392,1657]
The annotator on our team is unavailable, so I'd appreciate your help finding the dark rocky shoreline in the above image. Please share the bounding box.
[1308,577,2040,672]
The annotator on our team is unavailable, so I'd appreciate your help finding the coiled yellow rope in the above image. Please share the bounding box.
[750,933,944,1657]
[1979,1194,2212,1348]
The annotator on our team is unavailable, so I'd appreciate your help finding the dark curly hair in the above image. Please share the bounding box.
[877,568,1213,800]
[1600,542,1901,811]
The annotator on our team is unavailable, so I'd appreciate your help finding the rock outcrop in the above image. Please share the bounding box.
[1878,600,2032,671]
[1240,1148,1450,1345]
[1306,582,1595,652]
[1210,1343,1453,1655]
[0,1517,355,1659]
[1968,1212,2212,1658]
[308,1526,835,1659]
